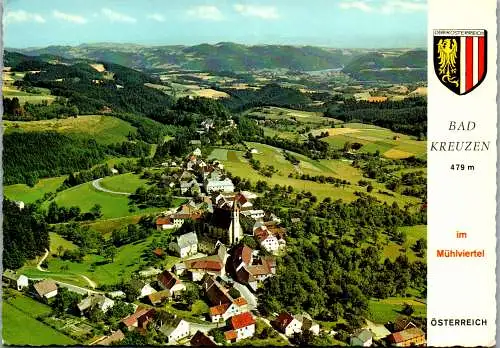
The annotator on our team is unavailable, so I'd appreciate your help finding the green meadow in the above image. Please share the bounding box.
[99,172,151,193]
[3,176,66,203]
[368,297,426,323]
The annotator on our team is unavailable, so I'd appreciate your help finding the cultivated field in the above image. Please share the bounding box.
[4,115,137,145]
[368,297,426,323]
[99,172,150,193]
[246,106,328,124]
[3,176,67,203]
[2,85,56,105]
[210,142,421,206]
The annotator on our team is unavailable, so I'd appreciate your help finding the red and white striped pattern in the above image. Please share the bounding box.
[460,34,486,94]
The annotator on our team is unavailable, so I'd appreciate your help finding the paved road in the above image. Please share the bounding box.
[233,282,258,311]
[92,178,131,195]
[189,321,218,334]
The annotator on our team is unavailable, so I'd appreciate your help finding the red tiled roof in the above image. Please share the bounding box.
[187,259,223,272]
[209,303,231,316]
[191,331,217,346]
[233,245,253,265]
[156,217,172,225]
[157,270,181,290]
[230,312,255,330]
[233,297,248,307]
[254,227,270,243]
[275,312,295,331]
[224,330,237,341]
[121,307,154,327]
[388,328,425,344]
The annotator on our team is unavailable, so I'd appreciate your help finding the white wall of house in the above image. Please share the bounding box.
[236,324,255,341]
[45,290,58,299]
[285,319,302,337]
[169,283,186,297]
[17,275,29,290]
[168,320,190,343]
[260,235,280,254]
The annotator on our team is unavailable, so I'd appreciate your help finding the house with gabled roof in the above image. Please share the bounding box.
[169,232,198,258]
[274,312,302,337]
[97,330,125,345]
[157,270,186,298]
[33,279,58,300]
[120,307,156,332]
[350,329,373,346]
[148,290,170,306]
[387,327,426,347]
[224,312,256,342]
[231,245,276,291]
[77,294,115,315]
[159,316,191,344]
[295,313,320,336]
[3,270,29,291]
[190,330,217,346]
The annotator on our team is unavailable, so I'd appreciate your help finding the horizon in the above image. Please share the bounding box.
[4,0,427,49]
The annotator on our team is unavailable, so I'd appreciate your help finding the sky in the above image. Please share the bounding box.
[3,0,427,48]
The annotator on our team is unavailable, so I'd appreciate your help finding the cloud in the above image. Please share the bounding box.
[339,0,426,14]
[233,4,280,19]
[53,10,87,24]
[147,13,166,22]
[187,5,224,21]
[5,10,45,24]
[101,8,137,23]
[339,1,373,12]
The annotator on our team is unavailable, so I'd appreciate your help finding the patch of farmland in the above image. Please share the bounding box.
[384,148,414,159]
[208,148,228,161]
[193,88,229,99]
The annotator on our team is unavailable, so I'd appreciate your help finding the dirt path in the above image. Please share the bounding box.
[80,275,97,289]
[36,249,49,272]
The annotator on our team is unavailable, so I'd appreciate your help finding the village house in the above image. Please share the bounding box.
[159,316,191,344]
[156,216,176,230]
[193,148,202,156]
[202,275,248,323]
[274,312,302,337]
[205,177,235,193]
[33,280,58,300]
[130,280,157,300]
[386,327,426,347]
[97,330,125,346]
[253,223,287,254]
[231,245,276,291]
[169,232,198,258]
[121,307,156,332]
[295,313,320,336]
[157,270,186,298]
[3,270,29,291]
[148,290,171,306]
[77,294,115,315]
[182,242,228,281]
[224,312,256,343]
[180,179,200,194]
[190,330,217,346]
[350,329,373,347]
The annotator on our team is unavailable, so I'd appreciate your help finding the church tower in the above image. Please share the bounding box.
[229,197,242,245]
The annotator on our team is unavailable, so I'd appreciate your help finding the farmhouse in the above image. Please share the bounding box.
[224,312,256,342]
[156,216,176,230]
[3,270,29,291]
[169,232,198,258]
[274,312,302,337]
[387,327,426,347]
[157,270,186,298]
[130,280,157,299]
[148,290,171,306]
[205,177,235,193]
[33,279,58,300]
[77,294,115,315]
[231,245,276,291]
[190,330,217,346]
[295,313,320,336]
[121,307,156,331]
[185,257,225,281]
[350,329,373,347]
[97,330,125,346]
[159,316,191,344]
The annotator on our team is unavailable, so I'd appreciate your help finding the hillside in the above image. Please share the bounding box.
[10,43,427,82]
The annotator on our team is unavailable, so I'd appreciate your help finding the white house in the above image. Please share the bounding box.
[160,318,191,344]
[34,280,58,300]
[295,313,320,336]
[77,295,115,315]
[193,148,202,156]
[3,271,29,291]
[350,329,373,347]
[225,312,256,342]
[254,227,280,254]
[275,312,302,337]
[209,302,242,323]
[169,232,198,258]
[205,178,235,193]
[137,283,157,299]
[157,271,186,298]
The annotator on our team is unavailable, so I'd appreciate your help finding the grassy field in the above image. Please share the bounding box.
[5,290,52,317]
[382,225,426,262]
[4,176,66,203]
[47,181,169,219]
[314,123,426,159]
[368,297,426,323]
[210,143,421,206]
[83,215,148,236]
[246,106,328,125]
[99,173,150,193]
[24,232,180,287]
[49,232,78,254]
[4,115,137,145]
[3,302,76,345]
[2,85,56,105]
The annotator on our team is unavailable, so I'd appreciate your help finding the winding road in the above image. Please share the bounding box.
[92,178,131,195]
[36,249,50,272]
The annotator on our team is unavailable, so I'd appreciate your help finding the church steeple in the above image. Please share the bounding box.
[229,194,242,245]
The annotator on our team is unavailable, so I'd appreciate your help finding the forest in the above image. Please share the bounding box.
[3,199,50,269]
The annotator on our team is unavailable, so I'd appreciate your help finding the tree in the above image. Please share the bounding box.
[208,328,225,344]
[56,245,64,257]
[402,303,415,316]
[103,245,117,263]
[90,204,103,219]
[89,306,105,323]
[228,287,241,299]
[53,288,82,315]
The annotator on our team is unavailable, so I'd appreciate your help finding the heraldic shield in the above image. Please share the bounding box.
[433,29,487,95]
